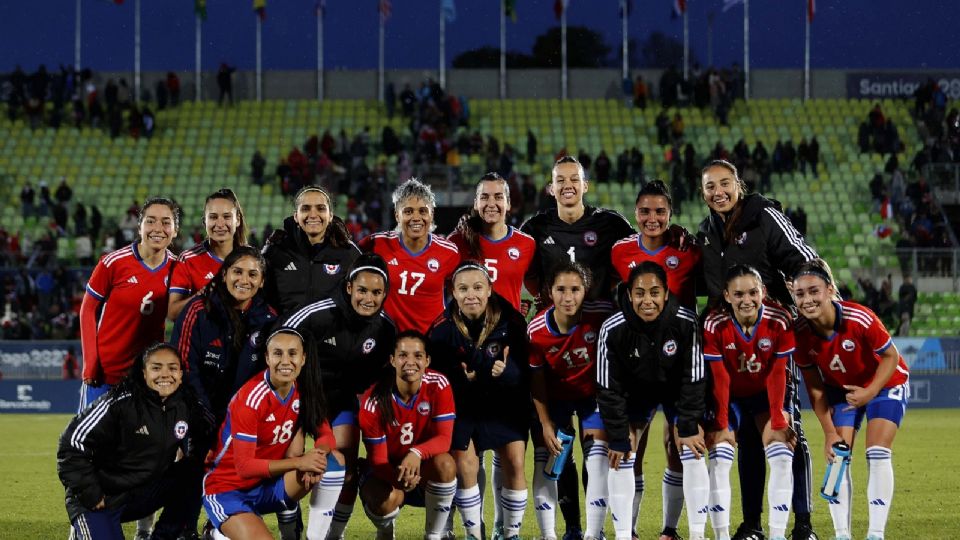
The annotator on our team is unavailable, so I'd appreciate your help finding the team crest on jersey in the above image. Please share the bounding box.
[427,258,440,272]
[362,338,376,354]
[417,401,432,416]
[584,331,597,344]
[842,339,856,352]
[665,255,680,269]
[292,399,301,413]
[485,342,501,359]
[583,231,598,246]
[324,264,341,275]
[663,340,678,356]
[507,247,520,260]
[758,338,772,352]
[174,421,189,440]
[249,331,260,347]
[735,232,748,245]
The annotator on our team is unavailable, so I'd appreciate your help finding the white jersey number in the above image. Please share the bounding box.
[399,422,415,445]
[829,354,847,373]
[484,258,499,282]
[397,271,426,295]
[139,291,155,316]
[271,420,295,445]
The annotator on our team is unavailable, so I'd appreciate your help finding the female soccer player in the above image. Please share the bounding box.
[428,262,530,540]
[702,265,797,540]
[360,178,459,333]
[262,186,361,317]
[528,261,613,540]
[358,331,458,540]
[58,343,212,540]
[610,179,703,539]
[448,172,536,311]
[202,328,344,540]
[698,160,818,540]
[79,197,180,411]
[282,253,397,539]
[168,188,248,320]
[596,261,709,540]
[791,259,909,540]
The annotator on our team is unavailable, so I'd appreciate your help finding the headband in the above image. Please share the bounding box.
[349,265,389,282]
[267,327,305,344]
[794,267,832,285]
[453,263,490,280]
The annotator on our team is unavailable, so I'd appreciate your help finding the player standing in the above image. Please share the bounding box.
[359,179,459,333]
[791,260,908,540]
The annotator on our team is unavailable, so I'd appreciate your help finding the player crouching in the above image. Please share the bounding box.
[358,331,458,540]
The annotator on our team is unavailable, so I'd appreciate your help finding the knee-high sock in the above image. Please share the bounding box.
[363,505,399,538]
[491,452,504,527]
[307,462,346,540]
[135,514,155,534]
[501,488,528,537]
[828,463,852,538]
[533,448,559,540]
[424,479,458,540]
[608,455,635,540]
[583,440,610,537]
[662,469,684,529]
[278,506,303,540]
[709,443,735,540]
[764,442,794,538]
[455,484,483,538]
[631,473,645,534]
[325,501,355,540]
[680,446,710,539]
[557,451,581,532]
[866,446,894,539]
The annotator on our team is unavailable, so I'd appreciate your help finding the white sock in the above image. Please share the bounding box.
[708,443,735,540]
[828,464,853,538]
[424,479,457,539]
[631,473,645,535]
[136,514,155,534]
[306,467,346,540]
[866,446,894,539]
[326,502,354,539]
[364,505,399,538]
[455,484,483,538]
[680,446,709,539]
[533,448,558,540]
[608,454,635,540]
[662,468,684,529]
[492,452,504,527]
[501,487,528,537]
[764,442,794,538]
[584,440,610,537]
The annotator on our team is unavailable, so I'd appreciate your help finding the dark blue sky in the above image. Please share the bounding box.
[3,0,957,72]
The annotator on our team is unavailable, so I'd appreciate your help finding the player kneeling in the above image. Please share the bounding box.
[202,328,345,540]
[358,331,458,540]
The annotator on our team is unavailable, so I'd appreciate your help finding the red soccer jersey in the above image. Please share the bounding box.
[204,369,336,495]
[169,240,223,296]
[83,244,174,384]
[794,300,909,390]
[358,232,459,333]
[359,369,456,483]
[527,303,612,400]
[448,226,535,311]
[703,302,794,430]
[610,234,702,308]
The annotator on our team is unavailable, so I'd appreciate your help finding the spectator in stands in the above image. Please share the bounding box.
[217,63,235,106]
[633,74,648,109]
[55,178,73,206]
[527,129,538,165]
[858,276,880,312]
[656,110,670,145]
[90,205,103,243]
[128,104,143,139]
[782,140,797,172]
[630,146,645,184]
[251,150,266,186]
[73,202,88,236]
[671,112,685,143]
[155,79,168,109]
[20,182,35,219]
[594,150,612,183]
[166,72,181,106]
[615,149,629,183]
[659,65,680,108]
[142,106,155,138]
[400,83,416,117]
[52,204,69,235]
[62,346,79,380]
[896,275,917,336]
[787,206,808,236]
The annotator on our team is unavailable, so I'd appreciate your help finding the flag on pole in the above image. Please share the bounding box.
[315,0,325,17]
[722,0,743,12]
[253,0,266,20]
[443,0,456,22]
[504,0,517,22]
[673,0,686,16]
[554,0,568,21]
[195,0,207,20]
[807,0,815,22]
[379,0,392,20]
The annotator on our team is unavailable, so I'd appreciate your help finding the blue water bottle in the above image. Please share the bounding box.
[820,441,852,502]
[543,427,575,481]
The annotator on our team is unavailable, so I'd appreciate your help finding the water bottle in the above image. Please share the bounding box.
[819,441,851,502]
[543,427,575,481]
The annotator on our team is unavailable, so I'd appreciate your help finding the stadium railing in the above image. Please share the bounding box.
[925,163,960,204]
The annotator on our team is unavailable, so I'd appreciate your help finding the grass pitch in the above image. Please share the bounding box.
[2,409,957,539]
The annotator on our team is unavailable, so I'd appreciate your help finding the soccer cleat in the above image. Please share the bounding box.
[789,524,819,540]
[659,527,686,540]
[376,523,396,540]
[865,536,883,540]
[731,523,766,540]
[491,524,505,540]
[441,531,457,540]
[562,529,584,540]
[134,533,151,540]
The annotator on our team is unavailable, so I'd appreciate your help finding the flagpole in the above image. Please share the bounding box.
[439,1,446,89]
[74,0,81,71]
[378,7,385,102]
[707,12,714,68]
[561,4,567,100]
[500,0,506,99]
[683,7,689,80]
[743,0,750,100]
[804,3,810,101]
[621,0,628,82]
[134,0,141,102]
[195,15,202,102]
[256,16,262,102]
[318,6,324,100]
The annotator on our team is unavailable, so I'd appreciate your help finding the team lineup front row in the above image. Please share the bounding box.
[58,160,908,540]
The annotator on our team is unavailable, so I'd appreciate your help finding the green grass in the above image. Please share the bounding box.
[3,410,958,539]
